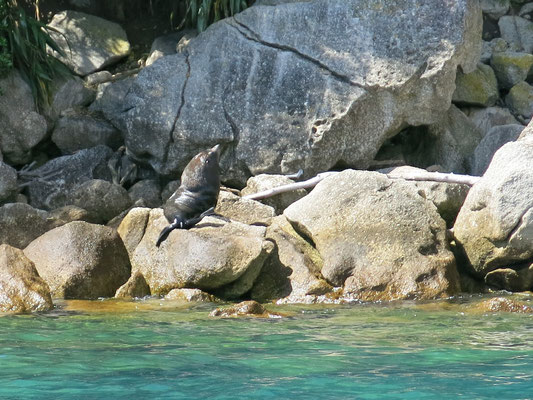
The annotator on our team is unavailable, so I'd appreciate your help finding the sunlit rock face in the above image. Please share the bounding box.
[116,0,481,185]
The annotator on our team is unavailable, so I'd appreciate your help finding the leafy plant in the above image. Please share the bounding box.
[173,0,251,32]
[0,0,70,108]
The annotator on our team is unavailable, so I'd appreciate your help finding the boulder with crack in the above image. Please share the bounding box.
[116,0,481,185]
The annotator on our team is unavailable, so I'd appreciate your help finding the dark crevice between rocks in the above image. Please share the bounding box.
[229,16,364,89]
[163,50,191,165]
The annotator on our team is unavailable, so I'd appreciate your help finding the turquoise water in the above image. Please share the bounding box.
[1,296,532,400]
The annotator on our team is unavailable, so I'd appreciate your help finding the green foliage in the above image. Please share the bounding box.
[0,0,70,108]
[174,0,251,32]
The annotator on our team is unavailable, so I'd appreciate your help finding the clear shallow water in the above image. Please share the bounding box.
[1,296,532,400]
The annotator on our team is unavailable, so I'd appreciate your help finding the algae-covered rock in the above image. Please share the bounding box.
[452,63,499,106]
[0,244,53,313]
[505,81,533,118]
[491,51,533,89]
[48,10,130,76]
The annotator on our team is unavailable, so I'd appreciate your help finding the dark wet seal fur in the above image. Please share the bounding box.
[156,144,221,247]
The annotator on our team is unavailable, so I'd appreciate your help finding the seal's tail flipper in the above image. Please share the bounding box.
[155,219,182,247]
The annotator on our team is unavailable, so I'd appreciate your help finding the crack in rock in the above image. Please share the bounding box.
[163,51,191,165]
[229,16,364,89]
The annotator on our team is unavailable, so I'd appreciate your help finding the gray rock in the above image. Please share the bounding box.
[24,221,131,299]
[161,180,180,202]
[284,170,460,301]
[480,0,509,19]
[385,166,470,227]
[404,105,482,173]
[506,81,533,118]
[0,244,53,313]
[499,16,533,53]
[85,71,112,86]
[127,179,161,208]
[44,76,95,121]
[519,3,533,18]
[241,174,307,214]
[116,0,481,184]
[89,77,134,125]
[452,63,499,106]
[0,203,90,249]
[52,111,122,154]
[25,145,113,210]
[480,38,510,64]
[0,162,18,204]
[145,30,197,66]
[0,70,47,164]
[465,106,519,137]
[128,208,273,298]
[471,124,525,176]
[215,191,275,226]
[48,10,131,76]
[68,179,132,223]
[251,216,332,303]
[454,137,533,277]
[490,51,533,89]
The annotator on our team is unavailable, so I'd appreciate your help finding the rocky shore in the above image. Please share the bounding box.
[1,0,532,314]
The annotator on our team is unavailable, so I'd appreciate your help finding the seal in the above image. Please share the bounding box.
[156,144,221,247]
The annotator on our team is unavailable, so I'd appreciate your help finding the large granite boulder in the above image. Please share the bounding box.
[117,0,481,184]
[120,208,273,298]
[48,11,130,76]
[0,244,53,313]
[25,145,113,210]
[0,70,47,164]
[24,221,131,299]
[454,136,533,278]
[284,170,460,301]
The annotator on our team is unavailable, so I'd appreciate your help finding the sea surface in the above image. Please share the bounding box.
[1,295,532,400]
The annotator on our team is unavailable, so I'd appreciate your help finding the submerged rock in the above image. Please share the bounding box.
[284,170,460,301]
[209,300,281,318]
[117,0,481,184]
[475,297,533,313]
[0,244,54,313]
[24,221,131,299]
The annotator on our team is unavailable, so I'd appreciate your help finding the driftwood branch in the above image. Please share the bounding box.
[242,170,481,201]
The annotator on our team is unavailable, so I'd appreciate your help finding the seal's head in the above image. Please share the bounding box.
[180,144,221,190]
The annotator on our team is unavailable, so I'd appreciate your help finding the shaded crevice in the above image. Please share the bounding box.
[229,17,363,89]
[163,51,191,165]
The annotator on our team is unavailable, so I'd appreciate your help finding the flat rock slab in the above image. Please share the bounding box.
[48,10,130,76]
[117,0,481,184]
